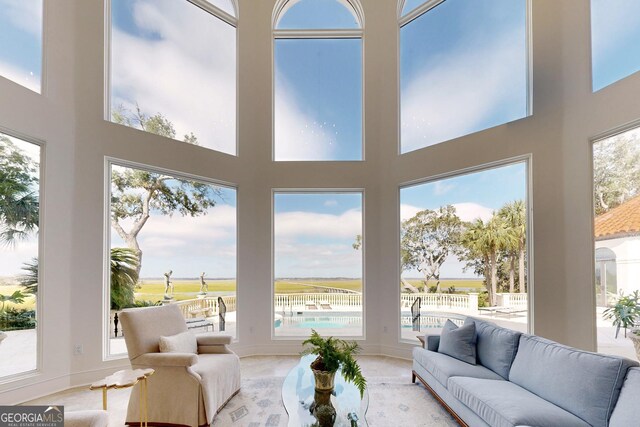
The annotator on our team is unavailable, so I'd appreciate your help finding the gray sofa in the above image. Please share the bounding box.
[412,317,640,427]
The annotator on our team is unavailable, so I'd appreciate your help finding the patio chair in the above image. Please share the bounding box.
[119,304,240,426]
[320,301,332,310]
[305,300,318,310]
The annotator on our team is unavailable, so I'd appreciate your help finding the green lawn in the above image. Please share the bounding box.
[274,279,362,293]
[135,279,236,302]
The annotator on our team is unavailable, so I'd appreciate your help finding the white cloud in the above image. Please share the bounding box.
[111,0,236,154]
[274,209,361,239]
[274,78,335,160]
[434,181,455,196]
[401,26,526,152]
[275,241,361,278]
[0,0,42,37]
[400,203,493,223]
[0,60,40,93]
[324,199,338,207]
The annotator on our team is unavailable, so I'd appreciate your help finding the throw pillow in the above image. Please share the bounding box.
[438,319,477,365]
[159,331,198,354]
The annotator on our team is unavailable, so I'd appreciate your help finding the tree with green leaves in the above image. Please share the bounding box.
[110,247,140,310]
[401,205,463,293]
[593,132,640,215]
[110,106,221,277]
[0,135,39,245]
[460,215,511,306]
[498,200,526,293]
[0,290,27,313]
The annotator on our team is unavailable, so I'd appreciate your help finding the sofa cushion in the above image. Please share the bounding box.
[438,319,476,364]
[448,377,590,427]
[509,334,639,427]
[412,347,503,389]
[609,367,640,427]
[159,331,197,354]
[465,317,521,379]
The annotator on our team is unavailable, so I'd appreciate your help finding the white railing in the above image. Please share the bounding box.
[496,293,528,308]
[174,295,236,318]
[274,293,362,309]
[401,293,478,312]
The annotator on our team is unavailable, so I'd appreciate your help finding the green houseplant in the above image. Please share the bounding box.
[301,329,367,398]
[603,291,640,338]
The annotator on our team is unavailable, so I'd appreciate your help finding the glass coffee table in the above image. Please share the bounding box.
[282,355,368,426]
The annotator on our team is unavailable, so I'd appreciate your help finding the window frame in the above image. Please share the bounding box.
[271,0,366,162]
[397,0,533,155]
[0,126,45,383]
[102,157,240,360]
[271,188,366,340]
[397,154,534,344]
[103,0,240,155]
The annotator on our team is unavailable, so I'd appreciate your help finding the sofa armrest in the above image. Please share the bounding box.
[196,333,232,346]
[133,352,198,367]
[425,335,440,352]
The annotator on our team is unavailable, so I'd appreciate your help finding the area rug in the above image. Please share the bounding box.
[212,377,457,427]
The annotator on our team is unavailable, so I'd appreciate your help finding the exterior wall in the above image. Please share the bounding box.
[0,0,639,402]
[596,237,640,296]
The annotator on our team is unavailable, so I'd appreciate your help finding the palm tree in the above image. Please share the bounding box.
[0,290,27,313]
[0,136,39,245]
[110,247,140,310]
[18,258,38,294]
[499,201,526,293]
[461,216,510,306]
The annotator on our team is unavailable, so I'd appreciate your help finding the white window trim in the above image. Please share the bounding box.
[271,189,366,340]
[102,157,239,360]
[0,127,45,385]
[397,154,534,345]
[271,1,366,162]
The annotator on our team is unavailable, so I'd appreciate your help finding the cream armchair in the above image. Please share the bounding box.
[119,304,240,426]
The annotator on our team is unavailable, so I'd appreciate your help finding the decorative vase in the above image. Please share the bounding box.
[629,330,640,361]
[312,368,336,392]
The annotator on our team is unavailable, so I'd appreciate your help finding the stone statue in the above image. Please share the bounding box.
[164,270,174,298]
[199,272,208,294]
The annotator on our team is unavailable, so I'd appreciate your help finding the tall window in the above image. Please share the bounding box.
[591,0,640,91]
[108,0,237,155]
[273,192,363,338]
[107,162,237,357]
[399,0,528,153]
[400,160,530,342]
[273,0,363,161]
[0,0,43,93]
[0,132,40,378]
[593,127,640,359]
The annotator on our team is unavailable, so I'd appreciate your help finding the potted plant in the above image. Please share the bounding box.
[301,329,367,398]
[603,291,640,338]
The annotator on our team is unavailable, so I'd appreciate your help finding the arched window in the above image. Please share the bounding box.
[399,0,529,153]
[273,0,364,161]
[108,0,237,155]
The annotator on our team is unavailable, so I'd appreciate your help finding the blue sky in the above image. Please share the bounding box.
[0,0,42,92]
[0,134,40,277]
[401,0,528,153]
[110,165,237,279]
[591,0,640,91]
[401,162,527,279]
[277,0,358,29]
[110,0,236,155]
[274,193,362,278]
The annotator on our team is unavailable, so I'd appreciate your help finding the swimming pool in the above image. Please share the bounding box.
[274,312,465,329]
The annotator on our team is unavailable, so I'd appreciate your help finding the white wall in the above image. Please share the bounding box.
[596,237,640,296]
[1,0,640,402]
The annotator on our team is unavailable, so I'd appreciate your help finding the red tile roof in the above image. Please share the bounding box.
[595,195,640,240]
